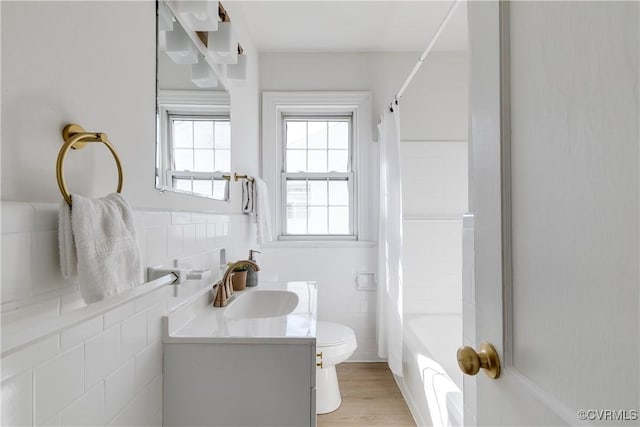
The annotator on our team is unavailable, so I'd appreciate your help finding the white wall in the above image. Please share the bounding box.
[1,1,260,213]
[1,202,246,427]
[259,51,468,359]
[260,52,468,140]
[1,2,260,426]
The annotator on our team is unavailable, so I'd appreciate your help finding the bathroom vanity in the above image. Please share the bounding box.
[162,281,318,427]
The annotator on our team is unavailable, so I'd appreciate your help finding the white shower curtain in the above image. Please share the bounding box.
[377,104,403,377]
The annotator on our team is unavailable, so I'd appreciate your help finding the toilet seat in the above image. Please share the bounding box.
[317,321,355,346]
[316,322,357,374]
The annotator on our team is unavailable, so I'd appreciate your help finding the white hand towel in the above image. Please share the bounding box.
[241,179,255,214]
[59,193,144,304]
[58,201,77,278]
[254,178,273,245]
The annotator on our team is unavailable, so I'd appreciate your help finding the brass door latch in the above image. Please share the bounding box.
[457,342,501,379]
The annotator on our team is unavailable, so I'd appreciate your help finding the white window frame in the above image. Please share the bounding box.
[262,92,373,243]
[157,90,230,199]
[282,115,354,238]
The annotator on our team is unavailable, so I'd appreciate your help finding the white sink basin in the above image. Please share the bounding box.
[225,290,299,320]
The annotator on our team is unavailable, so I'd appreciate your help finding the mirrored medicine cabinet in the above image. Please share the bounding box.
[155,2,231,201]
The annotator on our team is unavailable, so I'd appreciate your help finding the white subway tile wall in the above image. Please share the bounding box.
[60,316,103,351]
[60,383,105,427]
[400,141,468,315]
[1,335,59,382]
[0,201,249,427]
[259,246,380,361]
[34,345,85,423]
[104,359,135,422]
[85,326,122,389]
[1,370,33,426]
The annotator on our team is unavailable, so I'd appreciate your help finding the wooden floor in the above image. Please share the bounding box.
[317,362,415,427]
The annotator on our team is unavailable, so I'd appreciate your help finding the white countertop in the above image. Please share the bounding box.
[163,281,317,344]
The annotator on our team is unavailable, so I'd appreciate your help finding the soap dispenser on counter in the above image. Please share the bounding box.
[246,249,260,287]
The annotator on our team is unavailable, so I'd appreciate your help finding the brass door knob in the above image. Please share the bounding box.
[457,342,501,379]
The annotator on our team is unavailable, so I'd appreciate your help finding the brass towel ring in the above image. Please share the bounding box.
[56,124,123,205]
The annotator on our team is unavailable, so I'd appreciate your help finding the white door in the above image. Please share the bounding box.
[464,1,639,425]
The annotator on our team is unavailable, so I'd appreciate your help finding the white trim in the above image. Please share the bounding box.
[259,240,376,249]
[403,215,463,222]
[401,139,468,144]
[2,274,177,356]
[499,0,514,368]
[158,89,229,107]
[394,374,428,427]
[262,91,373,242]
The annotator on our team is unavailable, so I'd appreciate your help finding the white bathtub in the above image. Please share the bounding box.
[400,314,463,427]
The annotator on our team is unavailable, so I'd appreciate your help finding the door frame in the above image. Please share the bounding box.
[466,0,510,422]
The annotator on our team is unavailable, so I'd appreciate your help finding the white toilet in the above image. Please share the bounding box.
[316,321,358,414]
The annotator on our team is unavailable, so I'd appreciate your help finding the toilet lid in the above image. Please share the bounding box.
[316,321,355,347]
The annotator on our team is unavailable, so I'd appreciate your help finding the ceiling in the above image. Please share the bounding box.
[230,0,468,53]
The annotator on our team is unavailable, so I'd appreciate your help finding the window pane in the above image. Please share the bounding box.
[328,122,349,149]
[308,180,328,206]
[286,150,306,172]
[214,149,230,171]
[280,116,354,237]
[308,150,327,172]
[173,121,192,148]
[174,149,193,171]
[286,180,307,206]
[174,178,192,192]
[194,149,214,172]
[215,121,231,148]
[329,207,349,234]
[328,180,349,205]
[212,180,228,199]
[308,122,327,149]
[308,207,328,234]
[193,179,213,196]
[286,121,306,149]
[287,206,307,234]
[194,121,214,148]
[328,150,348,172]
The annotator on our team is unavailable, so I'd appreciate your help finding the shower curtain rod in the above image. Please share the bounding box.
[389,0,462,111]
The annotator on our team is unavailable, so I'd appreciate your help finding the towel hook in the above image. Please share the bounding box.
[56,124,124,206]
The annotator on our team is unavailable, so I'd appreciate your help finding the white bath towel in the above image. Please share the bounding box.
[58,193,143,304]
[254,178,273,245]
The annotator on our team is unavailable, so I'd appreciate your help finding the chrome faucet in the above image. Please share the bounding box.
[212,260,260,307]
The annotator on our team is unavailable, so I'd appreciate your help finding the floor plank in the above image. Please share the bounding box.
[317,362,416,427]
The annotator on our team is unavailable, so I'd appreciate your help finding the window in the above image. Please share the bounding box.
[156,90,231,201]
[283,117,353,236]
[168,114,230,198]
[262,91,373,243]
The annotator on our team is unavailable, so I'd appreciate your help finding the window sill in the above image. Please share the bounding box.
[260,240,377,249]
